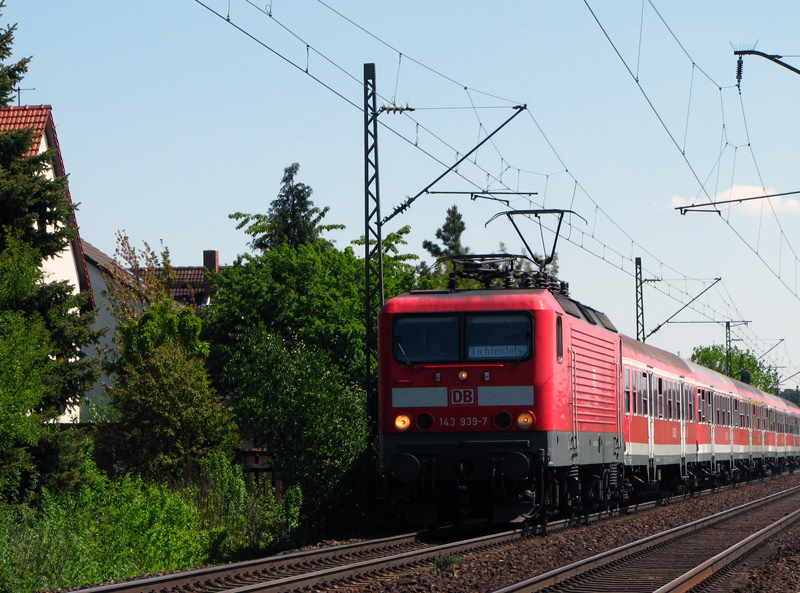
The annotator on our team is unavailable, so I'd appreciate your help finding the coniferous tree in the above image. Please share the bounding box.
[230,163,342,251]
[0,6,100,416]
[422,204,468,260]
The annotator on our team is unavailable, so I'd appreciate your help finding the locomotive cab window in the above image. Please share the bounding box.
[393,316,459,363]
[393,313,532,364]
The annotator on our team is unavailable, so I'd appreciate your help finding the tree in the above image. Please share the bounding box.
[97,237,238,480]
[781,387,800,407]
[204,241,367,389]
[100,339,238,480]
[499,242,560,276]
[0,235,54,498]
[104,231,175,324]
[422,204,468,261]
[691,344,779,393]
[215,325,368,529]
[230,163,342,251]
[0,7,100,415]
[203,243,371,527]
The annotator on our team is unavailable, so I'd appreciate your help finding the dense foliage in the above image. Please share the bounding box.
[97,240,238,481]
[0,453,300,593]
[0,237,53,498]
[203,242,370,527]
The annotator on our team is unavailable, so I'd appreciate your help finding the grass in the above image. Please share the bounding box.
[435,553,464,570]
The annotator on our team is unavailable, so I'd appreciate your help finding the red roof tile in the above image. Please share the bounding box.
[0,104,54,156]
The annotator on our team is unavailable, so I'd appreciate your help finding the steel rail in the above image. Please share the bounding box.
[490,484,800,593]
[653,505,800,593]
[75,532,421,593]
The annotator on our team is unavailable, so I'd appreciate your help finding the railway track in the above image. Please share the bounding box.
[74,506,619,593]
[76,526,534,593]
[74,479,795,593]
[490,484,800,593]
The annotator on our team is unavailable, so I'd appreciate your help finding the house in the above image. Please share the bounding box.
[0,105,94,423]
[80,240,118,422]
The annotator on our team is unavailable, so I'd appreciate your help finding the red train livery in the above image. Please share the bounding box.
[378,279,800,524]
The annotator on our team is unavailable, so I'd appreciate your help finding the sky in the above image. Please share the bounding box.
[6,1,800,388]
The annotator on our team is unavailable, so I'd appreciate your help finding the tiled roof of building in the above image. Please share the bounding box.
[81,240,219,306]
[172,267,208,300]
[81,240,117,272]
[0,105,58,158]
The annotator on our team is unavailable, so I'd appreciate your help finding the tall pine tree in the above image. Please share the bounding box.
[230,163,342,251]
[0,5,100,416]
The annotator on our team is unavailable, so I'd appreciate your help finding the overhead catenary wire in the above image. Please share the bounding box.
[192,0,796,384]
[585,0,800,304]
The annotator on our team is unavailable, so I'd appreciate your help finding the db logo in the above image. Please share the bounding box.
[449,387,476,406]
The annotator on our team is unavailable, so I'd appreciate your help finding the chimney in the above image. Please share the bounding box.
[203,250,219,301]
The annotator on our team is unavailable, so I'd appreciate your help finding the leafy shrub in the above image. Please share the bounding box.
[0,476,203,593]
[0,450,304,593]
[196,452,301,560]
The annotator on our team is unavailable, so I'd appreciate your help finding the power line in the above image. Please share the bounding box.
[585,0,800,303]
[192,0,795,380]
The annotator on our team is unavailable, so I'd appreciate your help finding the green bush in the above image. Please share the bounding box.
[0,454,302,593]
[435,553,464,570]
[0,478,205,593]
[197,452,302,560]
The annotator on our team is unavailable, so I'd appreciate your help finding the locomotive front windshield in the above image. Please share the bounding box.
[393,313,532,364]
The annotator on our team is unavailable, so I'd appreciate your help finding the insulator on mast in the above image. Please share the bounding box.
[736,56,743,88]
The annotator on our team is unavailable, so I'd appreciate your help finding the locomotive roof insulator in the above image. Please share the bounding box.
[429,253,572,293]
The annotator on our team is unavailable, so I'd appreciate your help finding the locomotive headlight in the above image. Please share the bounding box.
[394,414,412,431]
[457,370,469,381]
[516,411,535,429]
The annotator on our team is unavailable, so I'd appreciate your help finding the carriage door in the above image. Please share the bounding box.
[679,381,687,475]
[747,401,753,464]
[646,370,655,480]
[710,391,717,473]
[728,396,736,467]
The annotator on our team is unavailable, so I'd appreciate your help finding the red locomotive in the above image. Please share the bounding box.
[377,246,800,524]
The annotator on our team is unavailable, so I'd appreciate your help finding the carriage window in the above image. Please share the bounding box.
[697,390,702,423]
[465,314,532,361]
[640,372,649,417]
[624,367,631,414]
[393,316,459,363]
[686,385,694,422]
